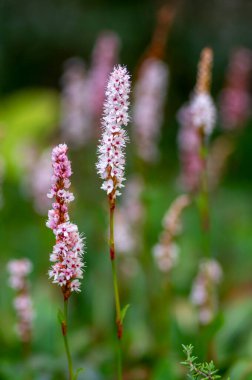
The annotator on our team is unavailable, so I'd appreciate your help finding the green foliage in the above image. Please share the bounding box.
[181,345,222,380]
[121,304,130,323]
[73,367,84,380]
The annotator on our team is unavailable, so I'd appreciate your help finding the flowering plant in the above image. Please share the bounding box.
[46,143,85,380]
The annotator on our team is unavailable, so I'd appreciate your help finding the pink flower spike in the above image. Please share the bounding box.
[46,144,85,297]
[96,65,130,201]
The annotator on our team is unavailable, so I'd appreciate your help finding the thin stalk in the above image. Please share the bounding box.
[117,339,123,380]
[62,299,74,380]
[198,134,211,258]
[109,200,123,380]
[197,134,216,360]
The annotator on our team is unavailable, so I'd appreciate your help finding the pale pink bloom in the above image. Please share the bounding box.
[112,178,144,278]
[133,58,168,162]
[7,259,34,342]
[190,92,216,136]
[14,294,33,319]
[177,74,216,191]
[8,259,32,290]
[122,176,144,224]
[162,194,191,236]
[219,48,252,130]
[191,283,207,305]
[202,259,222,282]
[177,105,203,192]
[47,144,85,294]
[153,242,179,272]
[60,58,92,147]
[21,147,52,214]
[101,179,114,194]
[199,308,213,325]
[190,259,222,325]
[96,65,131,200]
[70,279,81,292]
[153,194,190,273]
[114,210,136,254]
[14,294,34,341]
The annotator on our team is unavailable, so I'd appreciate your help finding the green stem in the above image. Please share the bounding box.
[62,299,74,380]
[109,199,123,380]
[197,134,215,359]
[117,339,123,380]
[198,135,211,258]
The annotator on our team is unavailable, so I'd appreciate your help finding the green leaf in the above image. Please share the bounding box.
[121,304,130,323]
[73,367,84,380]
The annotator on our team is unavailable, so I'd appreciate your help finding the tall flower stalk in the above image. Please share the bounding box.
[46,143,85,380]
[177,49,222,329]
[189,48,216,256]
[97,65,130,380]
[188,50,222,332]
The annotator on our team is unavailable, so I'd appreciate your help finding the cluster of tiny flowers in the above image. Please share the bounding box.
[189,92,216,136]
[177,105,203,192]
[60,58,92,147]
[219,48,252,131]
[7,259,34,342]
[46,144,84,294]
[133,58,168,162]
[177,48,216,191]
[190,259,222,325]
[153,195,190,272]
[96,65,130,200]
[115,176,144,255]
[88,32,120,119]
[191,47,216,137]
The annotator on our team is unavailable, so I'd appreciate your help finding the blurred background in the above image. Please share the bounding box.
[1,0,252,379]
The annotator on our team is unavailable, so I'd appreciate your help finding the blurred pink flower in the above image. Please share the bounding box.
[88,32,120,120]
[26,149,52,214]
[7,258,34,342]
[153,242,179,272]
[177,106,203,192]
[60,58,92,147]
[219,48,252,130]
[115,176,144,255]
[153,194,190,273]
[190,93,216,136]
[8,259,32,291]
[133,58,168,162]
[190,259,222,325]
